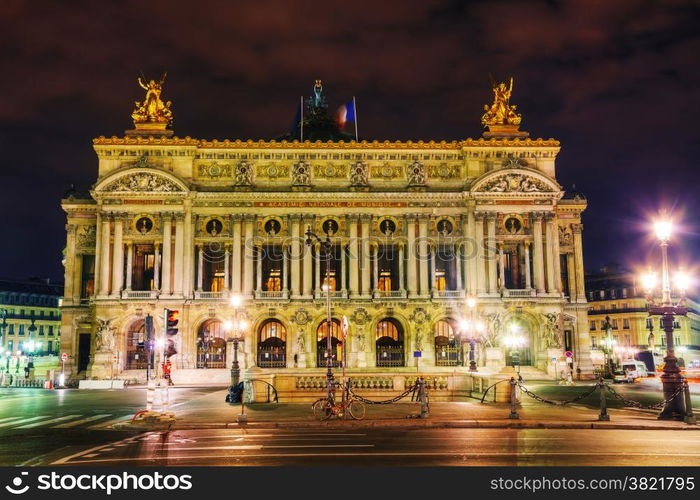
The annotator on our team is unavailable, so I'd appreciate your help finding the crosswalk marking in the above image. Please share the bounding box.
[0,416,49,428]
[53,414,112,428]
[88,415,133,429]
[16,415,82,429]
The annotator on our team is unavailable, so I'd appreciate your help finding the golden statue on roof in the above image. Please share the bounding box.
[481,75,522,128]
[131,72,173,128]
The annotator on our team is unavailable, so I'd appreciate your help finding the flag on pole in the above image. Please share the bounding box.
[336,97,358,140]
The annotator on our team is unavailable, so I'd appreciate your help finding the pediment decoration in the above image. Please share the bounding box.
[99,171,186,193]
[471,168,559,194]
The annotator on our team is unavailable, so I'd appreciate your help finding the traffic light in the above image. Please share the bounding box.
[165,309,179,358]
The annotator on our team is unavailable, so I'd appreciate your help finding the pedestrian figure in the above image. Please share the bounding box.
[163,360,174,386]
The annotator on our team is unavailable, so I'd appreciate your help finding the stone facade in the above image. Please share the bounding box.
[60,130,593,387]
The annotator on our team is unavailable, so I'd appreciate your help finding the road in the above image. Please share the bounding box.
[48,428,700,466]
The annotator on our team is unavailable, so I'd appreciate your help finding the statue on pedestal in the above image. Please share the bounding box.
[95,318,115,353]
[131,73,173,126]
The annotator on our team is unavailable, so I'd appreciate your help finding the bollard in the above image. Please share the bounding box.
[598,378,610,421]
[683,379,697,425]
[419,377,429,419]
[508,377,519,419]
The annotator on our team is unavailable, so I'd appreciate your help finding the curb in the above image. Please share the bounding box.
[110,418,700,432]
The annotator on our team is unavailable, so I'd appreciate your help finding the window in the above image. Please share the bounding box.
[376,319,404,367]
[623,319,630,329]
[7,340,13,352]
[591,335,597,348]
[675,336,681,346]
[80,254,96,298]
[673,320,680,329]
[610,289,617,299]
[19,324,25,336]
[624,334,630,346]
[646,318,653,329]
[611,319,619,329]
[610,304,617,310]
[257,319,287,368]
[590,321,596,331]
[621,303,628,309]
[8,324,14,335]
[48,326,54,336]
[622,288,628,298]
[39,325,45,336]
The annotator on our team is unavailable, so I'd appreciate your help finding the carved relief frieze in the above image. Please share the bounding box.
[101,173,184,193]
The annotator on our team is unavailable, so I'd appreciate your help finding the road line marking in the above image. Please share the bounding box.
[88,415,133,429]
[16,415,82,429]
[0,416,24,424]
[0,416,49,428]
[162,444,373,451]
[59,450,700,464]
[82,453,99,458]
[53,414,113,428]
[51,433,150,465]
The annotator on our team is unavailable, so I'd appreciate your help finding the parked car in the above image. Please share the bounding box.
[613,369,635,384]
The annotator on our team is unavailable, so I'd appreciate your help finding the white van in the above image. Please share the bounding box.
[620,359,648,380]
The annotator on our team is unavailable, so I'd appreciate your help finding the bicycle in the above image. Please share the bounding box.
[312,390,366,420]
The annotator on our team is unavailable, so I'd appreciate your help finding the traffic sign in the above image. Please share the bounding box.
[61,352,68,362]
[565,350,573,358]
[341,315,349,338]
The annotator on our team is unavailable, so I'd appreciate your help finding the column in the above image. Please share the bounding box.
[455,243,462,293]
[572,224,586,300]
[224,246,230,292]
[340,245,347,296]
[486,214,497,295]
[173,214,185,296]
[290,215,301,297]
[161,213,172,295]
[398,244,405,294]
[98,215,111,296]
[256,245,263,293]
[231,216,242,294]
[360,215,371,297]
[154,243,161,291]
[196,245,204,291]
[474,212,486,295]
[524,242,532,290]
[372,244,379,293]
[110,215,124,297]
[63,224,77,302]
[498,242,505,291]
[315,243,321,293]
[544,214,556,293]
[348,215,360,296]
[428,244,435,293]
[552,217,563,293]
[418,215,429,296]
[183,212,194,298]
[405,215,417,297]
[125,243,134,291]
[466,205,477,295]
[282,245,289,297]
[531,213,546,293]
[243,215,254,298]
[303,216,313,298]
[567,252,576,300]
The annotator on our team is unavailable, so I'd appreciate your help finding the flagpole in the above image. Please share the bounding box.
[353,96,358,141]
[300,96,304,142]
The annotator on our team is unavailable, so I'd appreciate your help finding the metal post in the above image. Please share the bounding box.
[508,377,519,419]
[419,377,429,418]
[683,379,696,425]
[598,378,610,421]
[657,312,685,420]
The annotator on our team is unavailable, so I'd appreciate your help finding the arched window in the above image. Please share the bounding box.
[197,319,226,369]
[125,319,147,370]
[317,319,342,367]
[434,319,459,366]
[258,319,287,368]
[376,318,404,367]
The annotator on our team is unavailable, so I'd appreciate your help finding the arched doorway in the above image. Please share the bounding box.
[125,319,147,369]
[197,319,226,369]
[434,319,459,367]
[376,318,404,367]
[317,319,342,368]
[257,319,287,368]
[503,319,532,367]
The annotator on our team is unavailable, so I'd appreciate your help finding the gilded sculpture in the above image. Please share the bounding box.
[131,73,173,126]
[481,76,522,128]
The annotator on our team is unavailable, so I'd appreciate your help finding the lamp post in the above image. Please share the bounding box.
[0,309,7,372]
[225,295,248,397]
[600,315,616,378]
[460,297,485,371]
[641,216,690,421]
[305,226,334,401]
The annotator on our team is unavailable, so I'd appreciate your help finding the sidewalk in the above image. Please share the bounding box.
[113,388,700,431]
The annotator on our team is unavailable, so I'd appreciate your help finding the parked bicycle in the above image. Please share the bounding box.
[312,388,366,420]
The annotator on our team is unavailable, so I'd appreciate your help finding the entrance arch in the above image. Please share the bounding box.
[316,319,342,368]
[376,318,404,367]
[197,319,226,369]
[257,319,287,368]
[434,319,459,367]
[125,319,147,370]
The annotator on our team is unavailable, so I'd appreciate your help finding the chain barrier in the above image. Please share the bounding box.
[516,381,599,406]
[345,384,418,405]
[604,381,686,410]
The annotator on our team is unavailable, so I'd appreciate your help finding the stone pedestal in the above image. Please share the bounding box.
[297,352,307,369]
[87,350,115,380]
[356,350,367,368]
[546,348,565,379]
[485,347,505,372]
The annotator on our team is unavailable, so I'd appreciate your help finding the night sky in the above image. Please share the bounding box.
[1,0,699,283]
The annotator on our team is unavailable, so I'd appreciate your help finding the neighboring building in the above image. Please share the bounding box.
[59,77,594,391]
[0,278,63,357]
[586,264,700,368]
